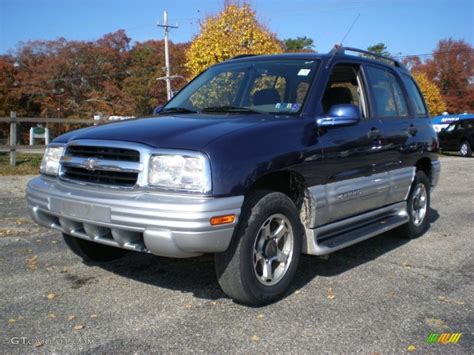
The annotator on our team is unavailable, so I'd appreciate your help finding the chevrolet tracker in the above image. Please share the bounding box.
[27,47,441,305]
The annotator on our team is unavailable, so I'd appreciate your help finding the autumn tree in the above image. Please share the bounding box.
[283,37,315,52]
[418,39,474,113]
[0,56,17,116]
[185,3,283,77]
[412,71,446,116]
[122,40,188,115]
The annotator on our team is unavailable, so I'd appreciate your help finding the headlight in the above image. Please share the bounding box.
[40,144,65,176]
[148,153,211,193]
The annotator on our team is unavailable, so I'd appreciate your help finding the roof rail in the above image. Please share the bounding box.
[330,45,405,68]
[228,54,256,60]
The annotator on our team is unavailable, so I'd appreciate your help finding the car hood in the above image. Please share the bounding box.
[54,114,265,150]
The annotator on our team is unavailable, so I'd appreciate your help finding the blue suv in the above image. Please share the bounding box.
[27,47,440,305]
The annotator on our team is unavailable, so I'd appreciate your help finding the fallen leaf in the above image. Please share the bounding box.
[51,240,57,244]
[407,344,416,352]
[73,325,85,331]
[250,335,260,342]
[437,296,465,305]
[426,318,443,327]
[61,267,68,273]
[47,313,56,320]
[17,316,24,320]
[256,314,265,320]
[402,261,412,269]
[90,314,98,319]
[68,315,76,321]
[8,319,16,324]
[327,288,335,300]
[25,255,38,270]
[46,293,57,300]
[33,340,44,348]
[294,290,302,295]
[184,304,193,309]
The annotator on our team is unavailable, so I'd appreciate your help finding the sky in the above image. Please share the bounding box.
[0,0,473,57]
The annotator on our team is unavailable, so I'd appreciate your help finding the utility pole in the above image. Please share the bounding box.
[157,11,178,101]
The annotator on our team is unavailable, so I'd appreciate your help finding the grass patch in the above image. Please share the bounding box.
[0,153,41,176]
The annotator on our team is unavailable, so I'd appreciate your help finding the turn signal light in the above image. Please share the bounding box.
[210,214,236,226]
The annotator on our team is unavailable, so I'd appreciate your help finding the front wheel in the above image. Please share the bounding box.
[214,190,303,305]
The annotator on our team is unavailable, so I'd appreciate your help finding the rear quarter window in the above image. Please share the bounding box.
[401,74,429,117]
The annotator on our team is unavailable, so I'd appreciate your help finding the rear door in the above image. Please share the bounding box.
[440,122,463,150]
[364,65,412,170]
[363,65,417,206]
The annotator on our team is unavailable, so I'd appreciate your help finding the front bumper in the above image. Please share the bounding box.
[26,176,243,258]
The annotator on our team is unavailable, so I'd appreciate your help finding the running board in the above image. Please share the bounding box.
[303,202,409,256]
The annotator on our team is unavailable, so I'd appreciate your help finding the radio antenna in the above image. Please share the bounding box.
[340,13,360,45]
[326,13,361,69]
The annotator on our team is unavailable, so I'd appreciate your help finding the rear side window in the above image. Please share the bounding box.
[401,74,428,117]
[365,66,409,118]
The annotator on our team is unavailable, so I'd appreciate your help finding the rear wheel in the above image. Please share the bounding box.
[398,170,430,239]
[214,190,303,305]
[62,233,128,262]
[460,141,472,157]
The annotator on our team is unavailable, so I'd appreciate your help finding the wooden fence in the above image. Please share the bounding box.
[0,111,102,166]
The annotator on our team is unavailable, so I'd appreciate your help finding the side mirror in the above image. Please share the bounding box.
[153,105,164,115]
[317,104,361,127]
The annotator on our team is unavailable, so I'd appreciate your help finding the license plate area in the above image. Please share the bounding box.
[50,198,111,223]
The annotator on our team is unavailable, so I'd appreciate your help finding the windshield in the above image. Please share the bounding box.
[163,59,319,115]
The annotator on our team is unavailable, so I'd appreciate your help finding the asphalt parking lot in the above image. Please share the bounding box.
[1,155,472,353]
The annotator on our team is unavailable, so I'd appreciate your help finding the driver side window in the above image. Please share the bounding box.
[322,64,367,117]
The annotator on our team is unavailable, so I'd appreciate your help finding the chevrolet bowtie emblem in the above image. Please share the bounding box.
[83,158,99,171]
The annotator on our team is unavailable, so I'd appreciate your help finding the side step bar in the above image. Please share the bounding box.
[303,202,409,256]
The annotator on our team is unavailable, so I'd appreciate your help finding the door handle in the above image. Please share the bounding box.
[407,125,418,136]
[367,128,381,139]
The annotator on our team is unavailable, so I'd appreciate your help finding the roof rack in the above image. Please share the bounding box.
[330,45,405,68]
[228,54,256,60]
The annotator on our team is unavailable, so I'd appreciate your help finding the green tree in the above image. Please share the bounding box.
[367,43,390,57]
[283,37,315,52]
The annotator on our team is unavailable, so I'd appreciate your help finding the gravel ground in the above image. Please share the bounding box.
[0,155,472,354]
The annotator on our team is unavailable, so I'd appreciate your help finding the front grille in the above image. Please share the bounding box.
[62,166,138,187]
[66,145,140,162]
[61,144,141,187]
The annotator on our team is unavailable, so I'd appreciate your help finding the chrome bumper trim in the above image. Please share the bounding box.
[26,176,243,258]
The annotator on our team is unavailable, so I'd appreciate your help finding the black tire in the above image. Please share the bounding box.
[398,170,431,239]
[214,190,303,306]
[459,140,472,157]
[62,233,128,262]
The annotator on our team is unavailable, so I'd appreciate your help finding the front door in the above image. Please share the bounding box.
[310,63,387,226]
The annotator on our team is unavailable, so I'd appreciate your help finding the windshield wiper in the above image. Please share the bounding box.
[201,105,264,114]
[160,107,198,114]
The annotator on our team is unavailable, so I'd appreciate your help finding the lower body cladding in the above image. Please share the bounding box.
[26,176,244,258]
[303,166,418,255]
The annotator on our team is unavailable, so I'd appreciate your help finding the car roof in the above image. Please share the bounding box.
[224,48,409,74]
